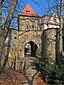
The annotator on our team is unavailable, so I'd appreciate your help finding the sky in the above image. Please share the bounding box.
[2,0,62,29]
[15,0,60,17]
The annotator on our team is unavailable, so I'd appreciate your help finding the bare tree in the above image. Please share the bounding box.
[0,0,18,73]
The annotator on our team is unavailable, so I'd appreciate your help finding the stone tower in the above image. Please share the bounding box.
[18,4,43,58]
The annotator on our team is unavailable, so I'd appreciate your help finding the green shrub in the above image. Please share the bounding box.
[35,57,64,85]
[35,48,64,85]
[45,64,64,84]
[36,62,64,85]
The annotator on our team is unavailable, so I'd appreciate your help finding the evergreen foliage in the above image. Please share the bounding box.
[35,49,64,85]
[44,64,64,85]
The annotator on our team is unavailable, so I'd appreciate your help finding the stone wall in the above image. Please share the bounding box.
[18,14,43,58]
[42,28,59,62]
[5,29,19,68]
[19,30,43,58]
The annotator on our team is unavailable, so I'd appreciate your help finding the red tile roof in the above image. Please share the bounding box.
[20,4,38,16]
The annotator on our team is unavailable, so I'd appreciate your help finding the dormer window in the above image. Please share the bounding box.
[26,11,30,14]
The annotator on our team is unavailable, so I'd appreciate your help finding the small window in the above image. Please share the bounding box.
[14,37,17,39]
[26,11,30,14]
[32,25,34,28]
[54,15,56,21]
[27,25,29,29]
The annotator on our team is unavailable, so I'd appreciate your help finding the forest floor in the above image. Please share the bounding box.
[0,68,47,85]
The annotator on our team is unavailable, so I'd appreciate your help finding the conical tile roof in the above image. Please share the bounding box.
[20,4,38,16]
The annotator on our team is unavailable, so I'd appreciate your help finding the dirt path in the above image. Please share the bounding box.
[22,56,38,85]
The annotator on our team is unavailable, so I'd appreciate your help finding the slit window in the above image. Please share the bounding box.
[27,25,29,29]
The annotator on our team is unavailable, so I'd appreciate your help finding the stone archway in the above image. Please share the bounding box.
[24,41,38,56]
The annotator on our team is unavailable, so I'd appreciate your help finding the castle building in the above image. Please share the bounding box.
[18,4,60,59]
[5,4,61,68]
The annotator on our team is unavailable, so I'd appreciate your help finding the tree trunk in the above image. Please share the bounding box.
[0,0,18,73]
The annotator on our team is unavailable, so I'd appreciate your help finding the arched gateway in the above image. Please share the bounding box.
[24,41,38,56]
